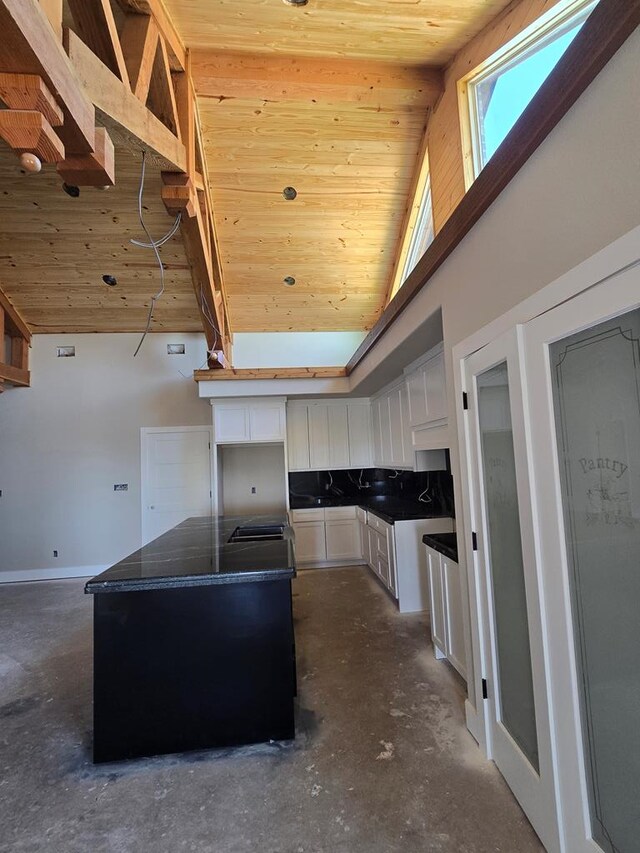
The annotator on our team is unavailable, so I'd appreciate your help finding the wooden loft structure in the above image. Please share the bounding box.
[0,0,638,390]
[0,0,230,385]
[0,286,30,392]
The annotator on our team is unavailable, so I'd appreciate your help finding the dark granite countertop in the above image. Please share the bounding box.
[422,532,458,562]
[85,515,295,595]
[289,494,451,525]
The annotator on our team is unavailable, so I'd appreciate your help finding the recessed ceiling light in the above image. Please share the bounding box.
[282,186,297,200]
[283,276,296,286]
[102,274,118,286]
[283,0,309,5]
[62,182,80,198]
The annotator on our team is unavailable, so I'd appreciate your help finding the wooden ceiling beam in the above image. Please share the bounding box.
[120,13,159,103]
[0,72,63,126]
[65,28,186,171]
[0,285,31,389]
[0,0,96,154]
[191,51,443,109]
[0,283,32,342]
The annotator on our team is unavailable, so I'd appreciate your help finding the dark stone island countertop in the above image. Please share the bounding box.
[85,515,295,595]
[290,493,451,525]
[422,532,458,562]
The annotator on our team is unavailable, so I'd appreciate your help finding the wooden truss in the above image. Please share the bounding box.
[0,286,30,391]
[0,0,230,366]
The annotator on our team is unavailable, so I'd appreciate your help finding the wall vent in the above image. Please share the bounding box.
[56,346,75,358]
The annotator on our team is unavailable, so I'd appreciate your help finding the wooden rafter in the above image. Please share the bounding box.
[147,35,181,138]
[114,0,186,72]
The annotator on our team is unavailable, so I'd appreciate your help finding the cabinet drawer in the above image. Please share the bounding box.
[367,511,391,535]
[324,505,356,520]
[291,508,325,522]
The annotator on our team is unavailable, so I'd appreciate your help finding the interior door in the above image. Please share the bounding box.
[141,427,213,545]
[464,329,560,852]
[523,262,640,853]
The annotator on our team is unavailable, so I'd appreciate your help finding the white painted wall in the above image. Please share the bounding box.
[0,333,211,581]
[220,444,286,516]
[231,332,365,368]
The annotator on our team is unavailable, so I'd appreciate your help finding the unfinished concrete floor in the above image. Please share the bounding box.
[0,567,544,853]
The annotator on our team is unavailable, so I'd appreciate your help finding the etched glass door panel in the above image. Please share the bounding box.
[477,362,539,771]
[550,309,640,853]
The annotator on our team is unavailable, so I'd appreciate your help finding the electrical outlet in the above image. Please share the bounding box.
[53,550,58,558]
[114,484,128,491]
[251,486,256,494]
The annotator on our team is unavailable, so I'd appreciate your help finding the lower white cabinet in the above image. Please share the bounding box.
[290,506,363,566]
[364,513,454,611]
[294,521,327,563]
[425,543,467,680]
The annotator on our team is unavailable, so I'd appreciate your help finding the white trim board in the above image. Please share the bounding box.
[0,564,108,584]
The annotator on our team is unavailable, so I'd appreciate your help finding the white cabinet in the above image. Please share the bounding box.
[290,505,362,565]
[286,406,310,470]
[326,519,361,561]
[371,382,412,469]
[371,398,383,466]
[404,344,449,451]
[347,404,373,468]
[213,398,285,444]
[425,543,467,680]
[286,400,372,472]
[294,521,327,562]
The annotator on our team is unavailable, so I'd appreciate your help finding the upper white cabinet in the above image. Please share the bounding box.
[404,343,449,450]
[286,400,372,471]
[213,398,286,444]
[371,380,412,469]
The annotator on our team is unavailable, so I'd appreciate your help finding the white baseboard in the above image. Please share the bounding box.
[0,564,108,584]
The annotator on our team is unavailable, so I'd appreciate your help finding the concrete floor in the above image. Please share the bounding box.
[0,567,544,853]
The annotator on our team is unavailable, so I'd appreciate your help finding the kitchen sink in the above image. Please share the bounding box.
[228,524,285,543]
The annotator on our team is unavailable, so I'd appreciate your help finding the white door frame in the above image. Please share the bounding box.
[140,426,214,545]
[523,262,640,853]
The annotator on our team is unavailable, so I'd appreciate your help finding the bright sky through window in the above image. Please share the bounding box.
[476,18,588,166]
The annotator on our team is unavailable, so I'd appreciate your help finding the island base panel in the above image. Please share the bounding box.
[93,580,296,763]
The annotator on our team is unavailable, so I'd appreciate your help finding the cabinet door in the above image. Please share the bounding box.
[386,528,398,597]
[407,367,428,427]
[425,351,447,422]
[287,406,310,470]
[389,388,404,466]
[214,406,250,442]
[360,521,370,565]
[426,547,447,658]
[443,557,467,679]
[308,406,330,470]
[380,395,393,467]
[368,527,378,571]
[348,405,372,468]
[293,521,326,563]
[399,382,413,467]
[250,404,285,441]
[328,404,350,468]
[371,398,383,466]
[325,519,361,561]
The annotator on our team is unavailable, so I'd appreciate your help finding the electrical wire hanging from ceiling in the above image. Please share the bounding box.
[131,150,182,357]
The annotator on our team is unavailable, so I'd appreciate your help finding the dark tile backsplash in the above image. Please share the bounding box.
[289,458,455,517]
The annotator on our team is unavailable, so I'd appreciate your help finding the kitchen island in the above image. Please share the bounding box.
[85,515,296,763]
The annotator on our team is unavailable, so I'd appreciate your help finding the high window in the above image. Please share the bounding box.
[460,0,598,183]
[389,163,434,301]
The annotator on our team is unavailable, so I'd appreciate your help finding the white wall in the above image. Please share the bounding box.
[231,332,365,368]
[0,333,211,581]
[220,444,286,516]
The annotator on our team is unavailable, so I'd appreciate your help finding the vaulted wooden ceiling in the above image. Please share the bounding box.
[160,0,513,334]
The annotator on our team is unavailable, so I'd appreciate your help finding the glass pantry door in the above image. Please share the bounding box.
[523,261,640,853]
[464,330,560,852]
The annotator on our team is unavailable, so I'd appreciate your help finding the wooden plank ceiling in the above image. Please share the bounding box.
[0,141,201,333]
[164,0,514,334]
